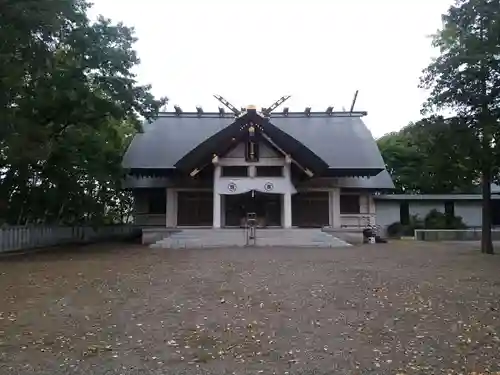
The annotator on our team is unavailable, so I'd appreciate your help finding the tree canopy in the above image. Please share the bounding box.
[0,0,166,225]
[419,0,500,253]
[377,116,479,194]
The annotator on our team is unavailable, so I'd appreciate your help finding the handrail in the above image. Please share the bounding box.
[340,214,375,228]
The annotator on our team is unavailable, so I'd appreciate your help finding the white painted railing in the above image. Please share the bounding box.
[0,225,138,253]
[340,214,375,228]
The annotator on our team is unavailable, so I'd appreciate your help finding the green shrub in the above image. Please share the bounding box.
[387,222,403,237]
[403,215,425,236]
[386,210,467,238]
[386,215,424,237]
[424,209,467,229]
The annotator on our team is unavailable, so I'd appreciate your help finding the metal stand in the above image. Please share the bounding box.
[245,212,257,246]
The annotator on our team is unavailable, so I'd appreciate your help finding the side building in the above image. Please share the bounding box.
[122,107,395,229]
[375,191,500,230]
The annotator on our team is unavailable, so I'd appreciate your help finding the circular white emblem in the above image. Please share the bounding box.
[264,182,274,192]
[227,182,237,193]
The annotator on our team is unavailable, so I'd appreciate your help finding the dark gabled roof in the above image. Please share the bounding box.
[123,115,232,169]
[123,175,172,188]
[174,111,330,174]
[337,170,395,190]
[122,111,386,175]
[123,169,395,190]
[268,115,385,171]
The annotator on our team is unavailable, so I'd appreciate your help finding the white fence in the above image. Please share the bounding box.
[414,228,500,241]
[0,225,138,253]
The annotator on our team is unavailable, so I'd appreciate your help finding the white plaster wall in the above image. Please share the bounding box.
[409,202,444,219]
[455,201,482,227]
[224,143,244,158]
[335,192,376,227]
[215,177,295,195]
[329,188,340,228]
[374,200,400,229]
[260,142,280,158]
[166,189,177,227]
[375,199,482,228]
[359,195,370,213]
[375,200,444,226]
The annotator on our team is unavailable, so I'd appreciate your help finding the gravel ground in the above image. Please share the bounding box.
[1,241,500,375]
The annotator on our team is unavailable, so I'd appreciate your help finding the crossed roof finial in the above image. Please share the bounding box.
[213,95,291,117]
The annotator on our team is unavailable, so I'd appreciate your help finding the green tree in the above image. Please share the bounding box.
[378,116,478,194]
[420,0,500,254]
[377,125,423,193]
[0,0,166,225]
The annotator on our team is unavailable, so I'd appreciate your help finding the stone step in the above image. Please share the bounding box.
[150,228,351,249]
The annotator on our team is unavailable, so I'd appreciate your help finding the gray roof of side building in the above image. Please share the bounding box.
[122,112,386,171]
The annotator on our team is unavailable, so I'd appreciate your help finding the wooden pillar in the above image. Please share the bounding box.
[368,194,376,226]
[166,188,177,227]
[330,188,341,228]
[283,193,292,228]
[213,165,221,228]
[283,161,292,228]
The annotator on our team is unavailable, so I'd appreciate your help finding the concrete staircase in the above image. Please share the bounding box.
[150,228,351,249]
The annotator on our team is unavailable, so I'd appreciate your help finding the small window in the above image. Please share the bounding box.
[340,195,360,214]
[222,166,248,177]
[444,201,455,217]
[148,189,166,214]
[256,166,283,177]
[400,202,410,225]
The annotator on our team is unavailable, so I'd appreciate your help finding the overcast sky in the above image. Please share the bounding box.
[89,0,452,138]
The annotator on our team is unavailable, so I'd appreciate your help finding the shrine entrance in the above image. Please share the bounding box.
[224,191,282,227]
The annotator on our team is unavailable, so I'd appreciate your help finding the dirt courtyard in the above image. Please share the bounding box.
[1,242,500,375]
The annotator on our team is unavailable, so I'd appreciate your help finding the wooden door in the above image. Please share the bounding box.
[177,191,213,226]
[292,192,329,228]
